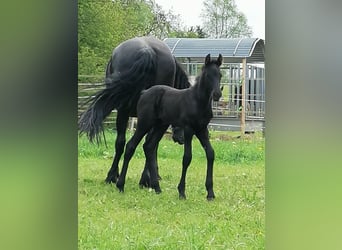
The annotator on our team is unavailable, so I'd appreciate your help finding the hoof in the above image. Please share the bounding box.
[116,183,124,193]
[105,174,118,184]
[139,174,151,188]
[105,178,115,184]
[155,188,162,194]
[206,194,215,201]
[179,193,186,200]
[139,180,150,188]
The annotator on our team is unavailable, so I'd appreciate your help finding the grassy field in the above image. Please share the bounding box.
[78,130,265,249]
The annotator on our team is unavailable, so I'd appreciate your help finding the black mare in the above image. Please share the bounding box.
[78,36,190,185]
[116,54,223,200]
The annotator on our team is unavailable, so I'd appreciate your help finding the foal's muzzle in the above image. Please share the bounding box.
[213,91,222,101]
[172,126,184,145]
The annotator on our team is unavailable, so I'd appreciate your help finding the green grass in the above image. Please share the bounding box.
[79,130,265,249]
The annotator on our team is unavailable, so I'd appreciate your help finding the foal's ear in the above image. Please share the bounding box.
[216,54,223,66]
[205,54,211,65]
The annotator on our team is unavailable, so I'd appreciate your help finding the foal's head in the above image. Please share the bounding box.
[202,54,223,101]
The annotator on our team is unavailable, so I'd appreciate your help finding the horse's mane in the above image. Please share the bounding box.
[174,58,191,89]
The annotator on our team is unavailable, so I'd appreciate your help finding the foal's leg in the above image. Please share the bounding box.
[139,129,161,188]
[139,161,151,188]
[142,125,169,193]
[105,110,129,184]
[155,143,161,180]
[195,128,215,200]
[116,125,149,192]
[177,128,194,199]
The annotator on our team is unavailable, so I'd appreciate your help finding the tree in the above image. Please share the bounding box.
[194,26,207,38]
[201,0,252,38]
[145,1,207,39]
[145,1,187,39]
[78,0,196,79]
[78,0,156,78]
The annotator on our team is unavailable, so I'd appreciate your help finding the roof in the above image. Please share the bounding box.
[164,37,265,63]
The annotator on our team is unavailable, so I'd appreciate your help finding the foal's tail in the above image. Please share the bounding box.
[78,47,156,144]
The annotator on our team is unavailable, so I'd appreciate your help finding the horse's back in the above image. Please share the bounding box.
[110,37,175,86]
[143,37,176,85]
[140,85,183,102]
[110,37,155,73]
[138,85,174,110]
[138,85,189,125]
[138,85,173,108]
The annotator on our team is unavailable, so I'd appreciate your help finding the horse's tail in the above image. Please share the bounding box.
[78,47,156,143]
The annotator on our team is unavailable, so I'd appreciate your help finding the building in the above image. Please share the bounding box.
[164,37,265,133]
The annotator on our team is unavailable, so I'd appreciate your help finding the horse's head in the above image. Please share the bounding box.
[203,54,223,101]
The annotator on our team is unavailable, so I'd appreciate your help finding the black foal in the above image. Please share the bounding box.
[116,54,222,200]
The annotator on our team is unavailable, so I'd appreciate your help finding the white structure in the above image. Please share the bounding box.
[164,38,265,133]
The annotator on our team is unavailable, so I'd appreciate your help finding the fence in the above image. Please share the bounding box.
[78,63,265,132]
[78,80,119,129]
[183,62,265,122]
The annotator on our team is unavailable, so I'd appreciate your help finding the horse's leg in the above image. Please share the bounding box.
[177,127,194,199]
[139,129,162,188]
[139,129,154,188]
[105,110,129,184]
[116,126,148,192]
[142,125,169,194]
[155,142,161,180]
[139,160,150,188]
[195,128,215,200]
